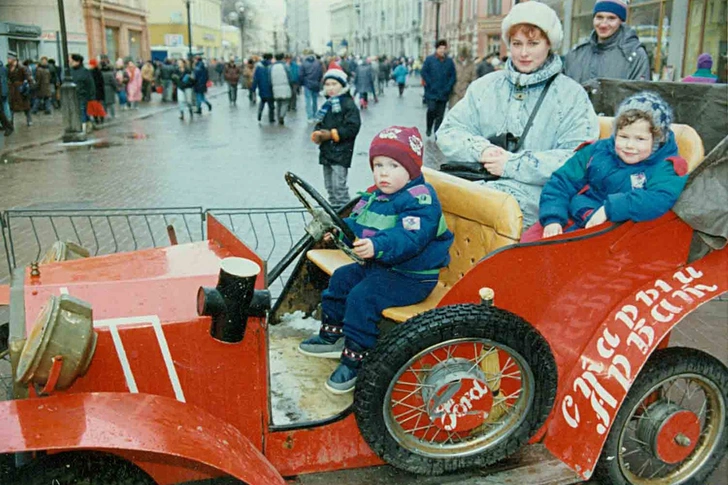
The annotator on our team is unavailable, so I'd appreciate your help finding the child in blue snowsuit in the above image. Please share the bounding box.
[299,126,454,394]
[537,92,688,239]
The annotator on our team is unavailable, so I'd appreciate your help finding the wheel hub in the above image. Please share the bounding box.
[422,358,494,432]
[636,401,701,464]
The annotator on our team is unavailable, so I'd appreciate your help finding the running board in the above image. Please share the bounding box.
[295,444,582,485]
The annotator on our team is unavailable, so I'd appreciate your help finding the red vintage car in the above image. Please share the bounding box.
[0,118,725,485]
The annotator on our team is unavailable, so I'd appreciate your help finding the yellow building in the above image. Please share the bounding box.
[148,0,224,59]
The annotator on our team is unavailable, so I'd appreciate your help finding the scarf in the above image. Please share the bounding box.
[314,93,346,123]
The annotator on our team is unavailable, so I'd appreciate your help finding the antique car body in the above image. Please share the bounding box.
[0,117,725,484]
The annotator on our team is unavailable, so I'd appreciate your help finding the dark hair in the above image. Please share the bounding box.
[436,39,448,48]
[275,53,284,61]
[71,54,84,63]
[615,109,661,139]
[263,53,273,60]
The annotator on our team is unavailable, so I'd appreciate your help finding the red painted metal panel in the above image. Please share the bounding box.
[265,415,384,476]
[0,392,284,485]
[544,247,727,479]
[0,284,9,306]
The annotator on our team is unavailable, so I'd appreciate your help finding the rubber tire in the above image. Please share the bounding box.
[10,451,157,485]
[593,347,728,485]
[354,304,558,475]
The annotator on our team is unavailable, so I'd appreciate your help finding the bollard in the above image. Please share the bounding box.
[60,81,86,143]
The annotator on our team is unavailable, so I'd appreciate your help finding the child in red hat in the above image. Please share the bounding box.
[300,126,454,394]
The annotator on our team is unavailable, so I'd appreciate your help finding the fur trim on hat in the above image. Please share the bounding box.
[501,1,564,51]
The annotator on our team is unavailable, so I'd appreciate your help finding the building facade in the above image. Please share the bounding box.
[0,0,88,66]
[83,0,150,62]
[285,0,311,54]
[421,0,726,81]
[330,0,356,55]
[352,0,423,58]
[148,0,224,60]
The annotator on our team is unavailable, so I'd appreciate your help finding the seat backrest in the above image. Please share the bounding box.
[423,167,522,289]
[598,117,705,173]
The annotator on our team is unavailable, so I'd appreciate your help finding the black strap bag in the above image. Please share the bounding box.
[440,75,557,182]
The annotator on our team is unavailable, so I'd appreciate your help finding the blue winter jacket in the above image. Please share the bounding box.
[300,56,323,91]
[345,175,454,279]
[193,62,209,93]
[393,64,408,84]
[251,60,273,99]
[421,54,456,101]
[539,131,687,229]
[289,61,300,83]
[0,62,8,98]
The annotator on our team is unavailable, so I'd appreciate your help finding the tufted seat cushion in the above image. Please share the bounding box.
[306,167,523,322]
[598,117,705,172]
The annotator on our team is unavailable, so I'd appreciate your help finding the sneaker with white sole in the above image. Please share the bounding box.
[298,334,344,359]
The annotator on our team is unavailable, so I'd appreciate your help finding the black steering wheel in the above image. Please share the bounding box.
[285,172,364,264]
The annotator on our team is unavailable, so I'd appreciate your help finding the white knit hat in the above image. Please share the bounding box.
[323,68,347,87]
[501,1,564,51]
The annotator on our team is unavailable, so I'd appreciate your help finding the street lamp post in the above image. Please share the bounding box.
[184,0,193,60]
[56,0,85,142]
[429,0,443,49]
[228,3,246,60]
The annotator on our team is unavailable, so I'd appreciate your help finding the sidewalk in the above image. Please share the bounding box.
[0,84,228,157]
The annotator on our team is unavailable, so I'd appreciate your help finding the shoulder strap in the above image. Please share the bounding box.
[516,74,557,152]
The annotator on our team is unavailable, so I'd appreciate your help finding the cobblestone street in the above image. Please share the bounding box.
[1,80,726,485]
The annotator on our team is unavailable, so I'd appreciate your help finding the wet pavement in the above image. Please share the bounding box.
[0,79,726,485]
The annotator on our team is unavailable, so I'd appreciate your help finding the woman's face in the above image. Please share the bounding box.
[509,29,550,74]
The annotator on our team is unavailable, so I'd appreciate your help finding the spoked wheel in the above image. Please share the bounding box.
[595,347,728,485]
[355,304,557,475]
[284,171,363,264]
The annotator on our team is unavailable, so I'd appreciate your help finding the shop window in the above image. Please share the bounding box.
[8,39,39,62]
[629,0,673,79]
[128,30,141,61]
[684,0,727,81]
[105,27,119,62]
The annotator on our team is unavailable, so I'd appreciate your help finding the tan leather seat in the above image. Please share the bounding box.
[306,167,523,322]
[598,117,705,172]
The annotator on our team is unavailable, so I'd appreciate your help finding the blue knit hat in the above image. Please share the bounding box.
[594,0,628,22]
[615,91,673,148]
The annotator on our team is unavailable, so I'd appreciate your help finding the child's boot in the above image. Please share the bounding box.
[298,316,344,359]
[325,340,366,394]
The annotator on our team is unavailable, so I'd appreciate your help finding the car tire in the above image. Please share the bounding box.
[354,303,558,475]
[10,451,157,485]
[593,347,728,485]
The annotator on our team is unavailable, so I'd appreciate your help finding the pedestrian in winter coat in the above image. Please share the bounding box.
[7,52,33,126]
[87,58,107,124]
[300,125,453,394]
[300,52,324,122]
[682,53,719,84]
[449,45,476,108]
[193,58,212,113]
[310,69,362,208]
[287,56,300,111]
[224,58,242,105]
[271,53,292,124]
[437,1,599,229]
[125,59,142,108]
[159,60,175,102]
[0,60,13,135]
[68,54,95,126]
[564,0,650,84]
[421,40,456,137]
[252,54,275,123]
[141,61,155,102]
[101,61,120,118]
[378,57,391,94]
[392,63,408,97]
[215,60,225,86]
[353,60,375,109]
[243,59,256,103]
[31,58,52,114]
[531,92,686,241]
[475,54,496,79]
[172,59,195,120]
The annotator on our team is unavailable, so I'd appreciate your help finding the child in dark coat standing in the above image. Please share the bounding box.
[311,69,362,209]
[300,126,455,394]
[533,91,688,240]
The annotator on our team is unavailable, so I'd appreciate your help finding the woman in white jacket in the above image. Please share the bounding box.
[270,53,292,125]
[436,1,599,230]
